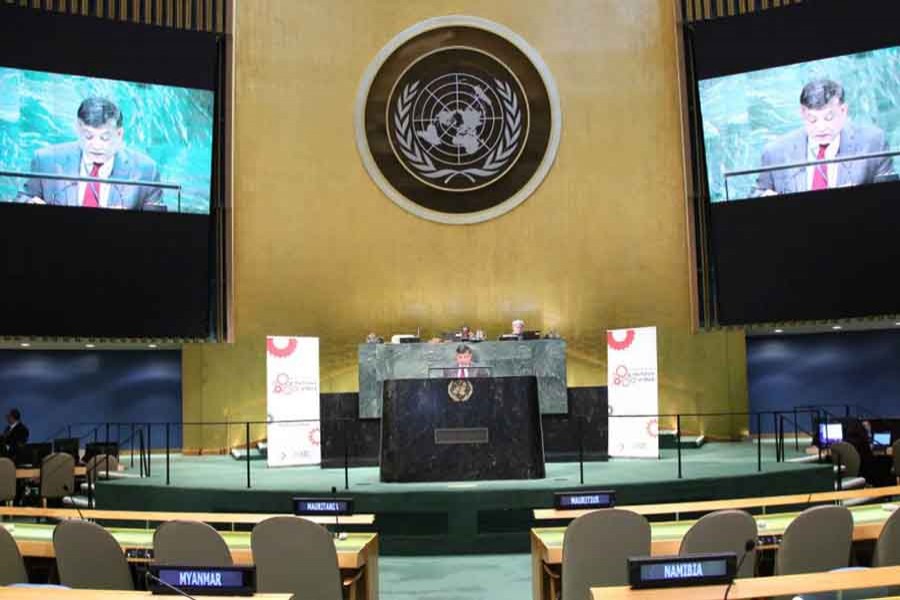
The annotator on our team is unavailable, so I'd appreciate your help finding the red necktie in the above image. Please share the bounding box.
[82,162,103,207]
[811,144,829,191]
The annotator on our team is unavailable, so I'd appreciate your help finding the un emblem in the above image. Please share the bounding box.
[448,379,474,403]
[356,16,561,224]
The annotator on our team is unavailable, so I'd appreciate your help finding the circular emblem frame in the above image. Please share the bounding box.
[448,379,474,403]
[355,15,562,225]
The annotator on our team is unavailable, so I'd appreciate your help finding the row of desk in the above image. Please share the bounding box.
[532,485,900,600]
[0,507,378,600]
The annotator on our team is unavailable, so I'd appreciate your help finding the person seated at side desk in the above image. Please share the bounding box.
[438,345,491,378]
[0,408,29,460]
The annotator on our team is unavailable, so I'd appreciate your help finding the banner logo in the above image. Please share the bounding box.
[356,16,561,224]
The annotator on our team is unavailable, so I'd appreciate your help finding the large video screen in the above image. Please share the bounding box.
[0,67,214,214]
[700,48,900,203]
[686,0,900,326]
[0,6,222,339]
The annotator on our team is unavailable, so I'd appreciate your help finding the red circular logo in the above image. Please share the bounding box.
[607,330,636,351]
[646,418,659,438]
[267,338,298,358]
[308,427,321,447]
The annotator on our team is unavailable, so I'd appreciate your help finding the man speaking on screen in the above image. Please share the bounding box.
[19,97,162,210]
[755,79,895,197]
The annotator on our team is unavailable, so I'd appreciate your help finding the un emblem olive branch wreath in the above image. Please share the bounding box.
[393,79,523,185]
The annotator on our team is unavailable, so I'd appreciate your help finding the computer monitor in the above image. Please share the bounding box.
[15,442,52,467]
[53,438,80,462]
[818,422,844,447]
[873,432,892,447]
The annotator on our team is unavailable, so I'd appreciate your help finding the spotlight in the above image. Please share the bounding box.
[774,329,783,334]
[831,325,842,331]
[19,342,30,348]
[85,343,96,349]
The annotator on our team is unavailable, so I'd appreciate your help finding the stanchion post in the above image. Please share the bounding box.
[578,418,585,485]
[343,419,350,491]
[245,422,251,489]
[130,423,135,468]
[165,423,171,486]
[676,414,682,480]
[757,413,762,472]
[793,408,799,451]
[147,423,152,477]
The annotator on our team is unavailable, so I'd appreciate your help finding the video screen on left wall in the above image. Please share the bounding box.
[0,67,214,214]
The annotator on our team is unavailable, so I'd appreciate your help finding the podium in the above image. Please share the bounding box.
[380,376,546,483]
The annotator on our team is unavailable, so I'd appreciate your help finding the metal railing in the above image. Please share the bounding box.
[722,149,900,201]
[0,169,183,212]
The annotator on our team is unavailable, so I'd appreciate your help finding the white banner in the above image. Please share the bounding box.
[266,336,320,467]
[607,326,659,458]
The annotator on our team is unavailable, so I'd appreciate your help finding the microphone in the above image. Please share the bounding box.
[331,486,347,540]
[723,539,756,600]
[62,483,88,522]
[144,571,198,599]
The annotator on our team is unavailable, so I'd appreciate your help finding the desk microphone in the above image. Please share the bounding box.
[145,571,198,599]
[723,539,756,600]
[62,484,87,522]
[331,486,347,540]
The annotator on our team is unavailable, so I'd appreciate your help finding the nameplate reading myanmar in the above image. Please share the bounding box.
[150,565,255,596]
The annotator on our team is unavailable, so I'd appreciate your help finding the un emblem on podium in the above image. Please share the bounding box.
[356,16,561,224]
[448,379,474,403]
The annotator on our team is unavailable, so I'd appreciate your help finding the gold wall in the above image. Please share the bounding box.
[181,0,748,450]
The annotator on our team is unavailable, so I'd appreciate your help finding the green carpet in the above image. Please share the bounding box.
[95,442,832,554]
[379,554,529,600]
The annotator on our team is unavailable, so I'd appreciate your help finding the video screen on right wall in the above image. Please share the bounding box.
[700,47,900,203]
[687,0,900,326]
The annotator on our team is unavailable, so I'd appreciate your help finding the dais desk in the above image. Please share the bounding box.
[3,524,378,600]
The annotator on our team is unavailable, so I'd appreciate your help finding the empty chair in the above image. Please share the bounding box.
[252,516,342,600]
[776,505,853,575]
[873,505,900,567]
[0,524,27,585]
[0,457,16,505]
[154,520,233,567]
[561,509,651,600]
[40,452,75,508]
[85,454,120,483]
[53,519,134,590]
[679,510,758,578]
[830,442,866,491]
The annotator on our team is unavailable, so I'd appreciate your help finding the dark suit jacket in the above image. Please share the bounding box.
[1,422,29,457]
[755,123,894,196]
[19,142,162,210]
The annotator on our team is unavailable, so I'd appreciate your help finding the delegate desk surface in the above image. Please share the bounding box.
[15,466,87,479]
[0,590,290,600]
[534,485,900,521]
[358,339,568,417]
[0,506,376,526]
[531,504,897,600]
[4,524,379,600]
[591,565,900,600]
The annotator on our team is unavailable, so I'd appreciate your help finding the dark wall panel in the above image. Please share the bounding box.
[0,349,182,447]
[748,330,900,432]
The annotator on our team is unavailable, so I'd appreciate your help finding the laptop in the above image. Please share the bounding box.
[873,431,891,448]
